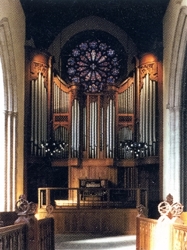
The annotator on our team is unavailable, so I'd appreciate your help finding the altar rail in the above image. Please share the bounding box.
[136,216,187,250]
[38,187,148,209]
[0,217,54,250]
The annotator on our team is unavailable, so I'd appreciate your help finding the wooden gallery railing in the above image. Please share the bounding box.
[38,187,148,209]
[0,195,54,250]
[136,194,187,250]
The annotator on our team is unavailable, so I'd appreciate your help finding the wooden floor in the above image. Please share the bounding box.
[55,233,136,250]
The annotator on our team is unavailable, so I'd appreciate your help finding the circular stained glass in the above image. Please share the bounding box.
[66,40,121,92]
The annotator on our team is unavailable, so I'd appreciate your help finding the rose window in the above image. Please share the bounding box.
[66,40,120,92]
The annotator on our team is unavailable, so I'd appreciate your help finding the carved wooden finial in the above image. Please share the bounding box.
[46,204,54,218]
[157,194,184,224]
[137,204,147,217]
[166,193,173,205]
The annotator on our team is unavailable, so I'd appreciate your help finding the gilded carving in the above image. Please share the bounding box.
[139,61,158,83]
[30,61,48,80]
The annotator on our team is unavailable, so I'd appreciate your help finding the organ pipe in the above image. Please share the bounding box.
[145,74,149,145]
[53,83,69,113]
[34,78,38,155]
[30,72,47,156]
[152,80,156,155]
[139,74,157,156]
[77,99,80,157]
[71,99,80,157]
[31,80,34,155]
[149,76,153,155]
[106,98,115,158]
[83,107,86,151]
[118,83,134,114]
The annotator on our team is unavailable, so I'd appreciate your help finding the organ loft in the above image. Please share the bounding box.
[24,31,162,232]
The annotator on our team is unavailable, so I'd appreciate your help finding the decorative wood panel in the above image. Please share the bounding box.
[39,208,137,235]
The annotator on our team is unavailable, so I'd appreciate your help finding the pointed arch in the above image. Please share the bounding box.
[0,17,18,211]
[165,7,187,206]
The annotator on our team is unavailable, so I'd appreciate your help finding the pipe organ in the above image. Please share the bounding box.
[25,48,162,197]
[25,50,161,162]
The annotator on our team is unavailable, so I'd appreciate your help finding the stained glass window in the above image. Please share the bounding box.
[66,40,121,92]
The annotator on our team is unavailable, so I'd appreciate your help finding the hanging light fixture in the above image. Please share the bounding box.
[120,140,148,158]
[41,139,68,157]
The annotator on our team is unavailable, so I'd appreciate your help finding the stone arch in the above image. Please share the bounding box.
[48,16,137,75]
[0,17,18,210]
[166,7,187,205]
[0,17,17,112]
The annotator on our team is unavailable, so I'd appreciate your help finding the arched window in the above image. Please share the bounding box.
[66,38,121,159]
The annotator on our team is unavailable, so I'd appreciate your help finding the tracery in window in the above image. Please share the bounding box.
[66,39,121,92]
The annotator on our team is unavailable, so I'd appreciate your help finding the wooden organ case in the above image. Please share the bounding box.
[25,47,162,209]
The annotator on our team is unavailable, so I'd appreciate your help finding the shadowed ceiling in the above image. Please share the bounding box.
[20,0,169,54]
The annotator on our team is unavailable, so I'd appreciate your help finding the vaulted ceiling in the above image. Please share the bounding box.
[20,0,169,54]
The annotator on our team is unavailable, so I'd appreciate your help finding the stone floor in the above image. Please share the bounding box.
[55,233,136,250]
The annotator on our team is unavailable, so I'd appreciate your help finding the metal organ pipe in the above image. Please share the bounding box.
[142,82,145,142]
[77,99,80,157]
[93,101,96,158]
[106,102,109,158]
[38,73,42,155]
[34,78,38,155]
[71,103,74,157]
[152,80,156,155]
[106,99,115,158]
[149,77,153,155]
[42,77,47,157]
[41,77,44,155]
[89,101,97,158]
[71,99,79,158]
[112,100,115,158]
[73,100,76,157]
[53,84,56,112]
[31,80,34,155]
[89,102,91,157]
[130,85,134,113]
[139,74,157,156]
[83,107,86,151]
[108,100,111,158]
[145,74,149,147]
[91,102,94,158]
[53,83,69,113]
[30,73,47,156]
[140,85,143,142]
